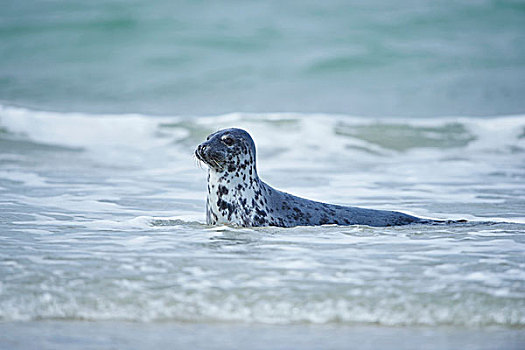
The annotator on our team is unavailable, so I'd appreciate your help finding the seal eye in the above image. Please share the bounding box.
[222,136,234,146]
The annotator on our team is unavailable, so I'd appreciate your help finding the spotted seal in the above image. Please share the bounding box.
[195,128,428,227]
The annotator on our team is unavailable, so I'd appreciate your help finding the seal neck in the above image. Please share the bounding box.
[206,167,263,226]
[207,165,261,191]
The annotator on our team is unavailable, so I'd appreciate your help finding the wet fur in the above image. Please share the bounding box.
[196,128,426,227]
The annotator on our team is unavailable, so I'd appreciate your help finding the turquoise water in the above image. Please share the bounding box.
[1,107,524,349]
[1,0,525,116]
[1,1,525,349]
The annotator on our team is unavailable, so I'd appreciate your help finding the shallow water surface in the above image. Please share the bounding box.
[0,106,524,348]
[1,322,524,350]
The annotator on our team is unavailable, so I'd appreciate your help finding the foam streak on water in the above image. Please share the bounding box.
[0,105,524,327]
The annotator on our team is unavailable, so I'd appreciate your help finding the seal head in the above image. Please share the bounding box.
[195,128,256,173]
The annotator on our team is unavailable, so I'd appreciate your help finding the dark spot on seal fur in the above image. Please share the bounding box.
[218,185,229,196]
[319,216,329,225]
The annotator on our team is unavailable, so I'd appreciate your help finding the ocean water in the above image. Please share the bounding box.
[1,0,525,116]
[1,0,525,348]
[0,105,524,349]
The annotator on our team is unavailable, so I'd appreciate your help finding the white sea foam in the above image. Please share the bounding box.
[0,105,177,150]
[2,104,524,156]
[1,105,524,327]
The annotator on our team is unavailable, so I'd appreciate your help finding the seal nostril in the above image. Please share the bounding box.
[197,144,207,159]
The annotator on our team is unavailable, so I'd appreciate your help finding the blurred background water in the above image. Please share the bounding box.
[1,1,525,349]
[1,0,525,116]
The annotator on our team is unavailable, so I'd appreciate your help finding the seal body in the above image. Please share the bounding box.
[195,128,424,227]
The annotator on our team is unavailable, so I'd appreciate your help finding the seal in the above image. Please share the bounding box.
[195,128,426,227]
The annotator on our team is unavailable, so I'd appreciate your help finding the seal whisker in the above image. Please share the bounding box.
[211,159,222,170]
[196,159,204,170]
[192,153,204,169]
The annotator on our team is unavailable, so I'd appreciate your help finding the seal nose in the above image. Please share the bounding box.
[197,143,207,159]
